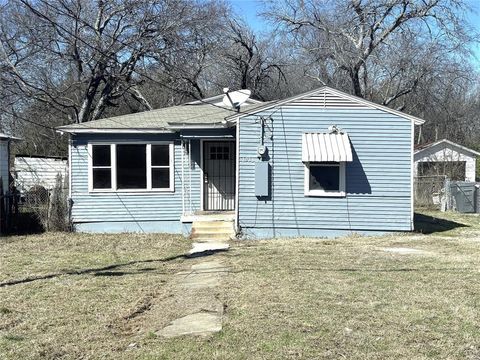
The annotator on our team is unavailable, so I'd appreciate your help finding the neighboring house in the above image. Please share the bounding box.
[14,155,68,193]
[0,133,21,194]
[414,139,479,182]
[58,86,425,238]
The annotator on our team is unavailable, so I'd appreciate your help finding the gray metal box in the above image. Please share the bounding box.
[255,161,270,197]
[451,181,476,213]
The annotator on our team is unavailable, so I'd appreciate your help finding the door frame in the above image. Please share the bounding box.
[200,139,236,211]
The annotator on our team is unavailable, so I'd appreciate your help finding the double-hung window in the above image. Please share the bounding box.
[150,144,172,189]
[91,145,112,189]
[89,143,174,192]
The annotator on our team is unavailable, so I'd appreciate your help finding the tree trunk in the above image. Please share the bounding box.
[350,65,363,98]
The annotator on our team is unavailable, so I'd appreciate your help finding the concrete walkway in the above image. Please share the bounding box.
[157,241,230,338]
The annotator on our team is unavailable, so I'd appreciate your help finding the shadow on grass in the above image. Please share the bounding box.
[0,248,227,287]
[7,212,44,235]
[414,212,467,234]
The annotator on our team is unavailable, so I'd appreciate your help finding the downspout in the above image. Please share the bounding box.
[68,136,72,199]
[410,121,414,231]
[181,139,185,216]
[235,116,240,235]
[67,135,73,229]
[188,139,192,214]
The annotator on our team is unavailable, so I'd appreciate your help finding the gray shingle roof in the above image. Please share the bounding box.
[58,102,271,133]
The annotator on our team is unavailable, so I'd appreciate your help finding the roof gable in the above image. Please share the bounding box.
[226,86,425,125]
[415,139,480,157]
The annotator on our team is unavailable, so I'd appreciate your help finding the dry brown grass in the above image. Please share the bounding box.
[0,232,191,359]
[1,211,480,359]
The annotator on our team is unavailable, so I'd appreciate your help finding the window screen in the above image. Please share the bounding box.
[309,163,340,191]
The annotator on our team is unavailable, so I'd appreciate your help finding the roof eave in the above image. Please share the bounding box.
[415,139,480,156]
[56,127,173,134]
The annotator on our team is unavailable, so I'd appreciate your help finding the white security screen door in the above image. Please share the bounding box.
[203,141,235,211]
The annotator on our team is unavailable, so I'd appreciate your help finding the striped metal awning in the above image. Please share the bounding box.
[302,132,353,162]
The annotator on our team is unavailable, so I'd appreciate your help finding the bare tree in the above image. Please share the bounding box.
[263,0,474,104]
[0,0,229,124]
[211,19,287,100]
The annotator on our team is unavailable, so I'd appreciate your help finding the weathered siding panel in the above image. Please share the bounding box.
[238,105,413,238]
[14,157,68,191]
[0,141,9,192]
[70,133,203,232]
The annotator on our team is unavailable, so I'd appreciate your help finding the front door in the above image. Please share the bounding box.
[203,141,235,211]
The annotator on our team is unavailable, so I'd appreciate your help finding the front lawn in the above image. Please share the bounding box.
[1,211,480,359]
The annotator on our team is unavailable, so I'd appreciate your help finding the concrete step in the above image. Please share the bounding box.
[191,224,234,233]
[192,220,235,229]
[190,232,235,241]
[191,229,235,237]
[190,218,236,242]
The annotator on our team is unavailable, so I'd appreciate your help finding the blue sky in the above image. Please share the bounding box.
[228,0,480,63]
[229,0,266,31]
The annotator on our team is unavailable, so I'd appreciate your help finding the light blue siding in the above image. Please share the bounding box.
[238,106,413,238]
[70,133,203,232]
[75,220,192,234]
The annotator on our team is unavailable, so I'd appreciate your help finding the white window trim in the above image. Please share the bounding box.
[304,162,346,197]
[88,142,175,193]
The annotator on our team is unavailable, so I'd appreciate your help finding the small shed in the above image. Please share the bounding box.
[14,155,68,193]
[0,133,21,193]
[414,139,479,182]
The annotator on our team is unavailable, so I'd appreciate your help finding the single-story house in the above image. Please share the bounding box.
[414,139,479,182]
[14,155,68,193]
[57,86,425,238]
[0,132,21,194]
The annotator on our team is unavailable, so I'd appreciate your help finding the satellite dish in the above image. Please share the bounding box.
[222,89,251,109]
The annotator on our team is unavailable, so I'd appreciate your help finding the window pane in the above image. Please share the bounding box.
[310,164,340,191]
[152,168,170,189]
[117,144,146,189]
[152,145,170,166]
[92,145,110,166]
[93,168,111,189]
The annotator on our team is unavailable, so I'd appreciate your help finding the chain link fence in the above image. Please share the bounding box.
[414,175,448,210]
[17,173,71,232]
